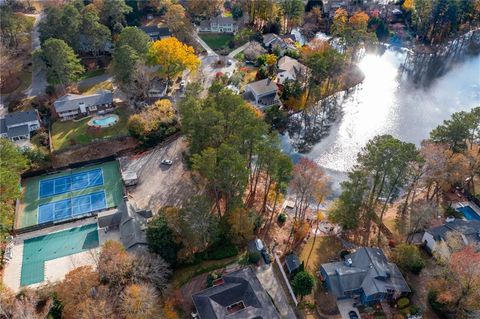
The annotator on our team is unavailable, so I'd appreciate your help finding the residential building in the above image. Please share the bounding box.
[276,55,308,85]
[244,78,281,110]
[140,25,171,41]
[422,218,480,258]
[198,16,238,33]
[192,267,281,319]
[320,247,410,305]
[53,90,114,121]
[147,78,168,98]
[262,33,297,55]
[0,110,41,142]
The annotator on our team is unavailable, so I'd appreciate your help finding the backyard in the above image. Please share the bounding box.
[51,107,130,151]
[199,33,234,50]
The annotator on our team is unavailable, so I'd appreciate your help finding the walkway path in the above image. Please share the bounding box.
[193,32,217,56]
[228,41,250,58]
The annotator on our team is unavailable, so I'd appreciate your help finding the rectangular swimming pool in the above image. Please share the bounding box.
[456,206,480,221]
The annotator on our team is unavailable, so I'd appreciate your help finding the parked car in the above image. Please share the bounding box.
[348,311,359,319]
[261,249,271,264]
[161,159,173,166]
[180,80,186,88]
[255,238,264,251]
[227,59,233,66]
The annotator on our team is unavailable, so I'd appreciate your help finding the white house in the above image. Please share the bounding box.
[0,110,41,142]
[53,90,114,121]
[244,78,280,110]
[198,16,238,33]
[422,219,480,258]
[276,56,308,85]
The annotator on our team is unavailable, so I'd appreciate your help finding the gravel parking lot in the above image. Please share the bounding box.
[119,136,200,212]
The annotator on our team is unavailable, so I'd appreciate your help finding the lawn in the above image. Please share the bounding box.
[81,68,106,81]
[80,79,113,95]
[51,107,130,151]
[199,33,234,50]
[299,236,343,273]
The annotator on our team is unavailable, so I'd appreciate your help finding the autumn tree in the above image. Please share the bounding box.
[120,284,161,319]
[131,252,171,295]
[34,38,84,88]
[186,0,223,22]
[164,3,195,43]
[147,37,200,84]
[97,240,133,292]
[429,245,480,317]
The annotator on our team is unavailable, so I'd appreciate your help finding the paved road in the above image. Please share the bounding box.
[24,13,47,98]
[193,32,217,56]
[255,264,297,319]
[228,41,250,58]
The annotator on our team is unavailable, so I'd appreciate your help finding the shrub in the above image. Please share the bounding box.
[444,206,463,219]
[248,251,261,264]
[396,297,410,309]
[291,271,315,300]
[428,290,448,319]
[277,212,288,223]
[391,244,425,274]
[206,271,220,287]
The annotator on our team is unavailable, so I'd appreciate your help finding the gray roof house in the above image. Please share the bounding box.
[198,16,239,34]
[53,90,114,121]
[0,109,41,142]
[320,247,410,305]
[140,25,171,41]
[422,219,480,257]
[192,267,281,319]
[276,55,308,85]
[244,78,281,110]
[262,33,297,54]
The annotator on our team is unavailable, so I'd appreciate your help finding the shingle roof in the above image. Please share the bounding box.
[427,219,480,242]
[192,267,281,319]
[7,124,29,138]
[119,201,151,252]
[285,253,301,273]
[320,247,410,298]
[278,56,307,77]
[54,90,113,113]
[211,15,236,25]
[247,78,278,95]
[4,110,38,127]
[140,25,171,37]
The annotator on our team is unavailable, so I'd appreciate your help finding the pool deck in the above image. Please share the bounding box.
[2,217,120,292]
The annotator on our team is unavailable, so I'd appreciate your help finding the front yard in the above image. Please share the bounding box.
[51,107,130,151]
[199,33,234,50]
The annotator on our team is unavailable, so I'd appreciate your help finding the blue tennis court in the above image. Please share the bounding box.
[38,191,107,224]
[39,168,104,198]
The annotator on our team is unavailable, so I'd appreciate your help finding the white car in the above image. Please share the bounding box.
[255,238,264,251]
[161,159,173,166]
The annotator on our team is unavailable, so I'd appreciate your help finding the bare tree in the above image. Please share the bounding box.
[131,251,171,296]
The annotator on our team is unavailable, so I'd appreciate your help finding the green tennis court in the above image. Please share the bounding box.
[20,223,99,286]
[16,161,123,229]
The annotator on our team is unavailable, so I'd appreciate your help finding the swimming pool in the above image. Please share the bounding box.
[92,115,118,127]
[456,206,480,221]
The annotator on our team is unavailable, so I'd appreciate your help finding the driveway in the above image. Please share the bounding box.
[119,136,200,212]
[24,13,47,98]
[255,264,297,319]
[227,41,250,58]
[336,299,360,319]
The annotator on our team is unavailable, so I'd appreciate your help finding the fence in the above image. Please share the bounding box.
[274,253,298,307]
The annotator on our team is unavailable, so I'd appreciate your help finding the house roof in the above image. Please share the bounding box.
[140,25,171,37]
[0,118,6,134]
[210,15,236,25]
[4,110,39,128]
[7,124,30,138]
[119,201,152,252]
[320,247,410,298]
[285,253,301,273]
[277,56,307,78]
[263,33,280,46]
[54,90,113,113]
[247,78,278,95]
[427,219,480,242]
[192,267,281,319]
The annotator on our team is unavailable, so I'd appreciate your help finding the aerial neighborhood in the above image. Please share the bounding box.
[0,1,479,319]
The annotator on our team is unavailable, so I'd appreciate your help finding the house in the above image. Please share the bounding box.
[192,267,281,319]
[320,247,410,305]
[140,25,171,41]
[262,33,297,55]
[276,55,308,85]
[284,253,301,277]
[147,78,168,98]
[198,16,238,33]
[244,78,281,110]
[53,90,114,121]
[0,110,41,142]
[422,219,480,257]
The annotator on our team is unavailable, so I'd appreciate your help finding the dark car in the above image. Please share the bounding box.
[261,249,271,264]
[348,311,359,319]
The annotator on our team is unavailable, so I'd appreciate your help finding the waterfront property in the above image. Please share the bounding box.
[15,161,123,229]
[422,218,480,258]
[53,90,114,121]
[0,109,41,142]
[192,267,281,319]
[276,56,308,85]
[320,247,410,305]
[453,201,480,221]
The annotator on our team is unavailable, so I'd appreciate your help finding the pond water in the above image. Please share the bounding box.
[283,49,480,193]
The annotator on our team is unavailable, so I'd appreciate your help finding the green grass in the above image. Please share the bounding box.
[51,107,129,151]
[17,161,124,229]
[81,68,106,80]
[199,33,234,50]
[21,223,99,286]
[80,80,113,95]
